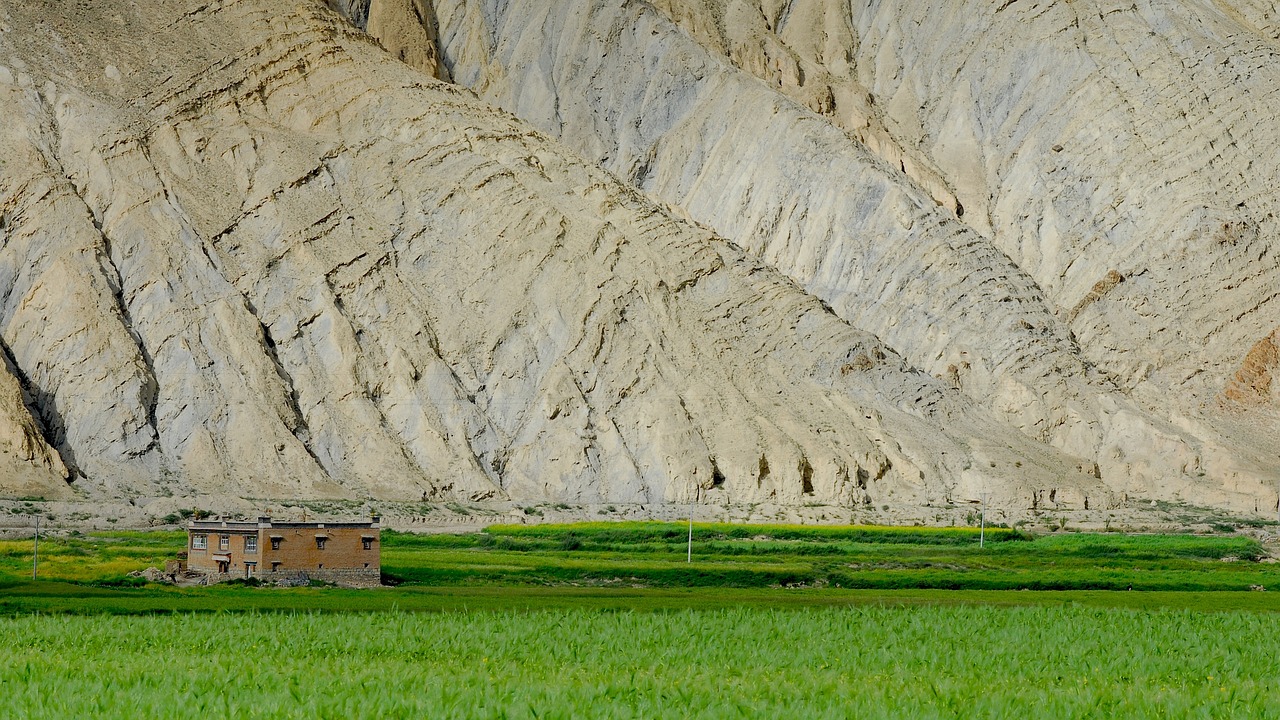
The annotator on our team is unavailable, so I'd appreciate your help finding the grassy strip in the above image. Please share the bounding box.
[3,605,1280,717]
[2,525,1275,593]
[378,545,1280,591]
[480,521,1025,544]
[381,530,1263,562]
[3,581,1280,615]
[375,525,1274,591]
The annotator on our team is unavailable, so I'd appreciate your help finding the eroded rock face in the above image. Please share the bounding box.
[640,0,1280,462]
[0,0,1118,511]
[1225,330,1280,407]
[0,357,69,499]
[328,0,450,80]
[0,0,1273,514]
[420,0,1280,510]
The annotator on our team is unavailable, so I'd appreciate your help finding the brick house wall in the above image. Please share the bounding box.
[262,522,381,575]
[187,517,380,582]
[187,522,261,576]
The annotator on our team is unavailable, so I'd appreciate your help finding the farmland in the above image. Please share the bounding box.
[380,522,1278,592]
[1,523,1280,614]
[2,522,1280,717]
[4,606,1280,718]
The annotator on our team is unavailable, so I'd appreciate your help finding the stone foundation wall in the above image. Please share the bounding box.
[200,567,381,587]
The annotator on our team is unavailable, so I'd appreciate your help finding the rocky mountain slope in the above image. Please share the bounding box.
[0,0,1273,517]
[416,0,1279,510]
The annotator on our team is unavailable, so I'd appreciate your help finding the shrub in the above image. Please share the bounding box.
[94,576,148,588]
[225,577,262,587]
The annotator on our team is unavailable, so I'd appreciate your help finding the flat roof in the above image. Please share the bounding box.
[188,522,258,531]
[264,522,379,528]
[189,520,379,530]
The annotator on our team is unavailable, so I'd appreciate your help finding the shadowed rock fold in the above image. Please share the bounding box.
[0,0,1273,515]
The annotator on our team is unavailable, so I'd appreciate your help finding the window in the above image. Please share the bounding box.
[192,534,207,550]
[270,537,281,551]
[362,538,373,550]
[271,561,281,572]
[219,535,229,551]
[244,536,257,553]
[315,536,327,550]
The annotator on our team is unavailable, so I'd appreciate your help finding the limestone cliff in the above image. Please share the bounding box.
[421,0,1280,510]
[0,0,1114,511]
[0,0,1274,516]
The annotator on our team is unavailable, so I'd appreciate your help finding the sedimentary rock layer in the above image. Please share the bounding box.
[0,0,1274,513]
[421,0,1280,509]
[0,0,1115,511]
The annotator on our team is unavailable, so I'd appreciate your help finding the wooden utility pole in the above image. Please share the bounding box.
[979,492,987,549]
[687,509,693,563]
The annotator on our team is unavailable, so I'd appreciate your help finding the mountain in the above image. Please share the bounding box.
[0,0,1273,518]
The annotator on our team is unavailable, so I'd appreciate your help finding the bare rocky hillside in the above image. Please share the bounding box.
[0,0,1273,519]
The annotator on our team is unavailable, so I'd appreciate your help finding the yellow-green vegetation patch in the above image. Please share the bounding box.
[0,532,186,584]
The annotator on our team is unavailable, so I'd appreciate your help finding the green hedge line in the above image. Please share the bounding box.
[481,521,1025,545]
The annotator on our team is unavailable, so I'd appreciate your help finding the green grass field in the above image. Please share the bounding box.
[3,606,1279,718]
[3,522,1279,600]
[3,521,1277,615]
[3,522,1280,717]
[377,522,1278,592]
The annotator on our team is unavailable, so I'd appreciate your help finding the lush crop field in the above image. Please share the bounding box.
[488,521,1021,544]
[2,522,1278,594]
[3,605,1279,718]
[1,521,1277,615]
[3,522,1279,717]
[379,522,1279,592]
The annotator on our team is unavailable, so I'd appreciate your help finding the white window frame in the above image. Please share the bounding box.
[219,535,229,551]
[244,535,258,553]
[192,534,207,550]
